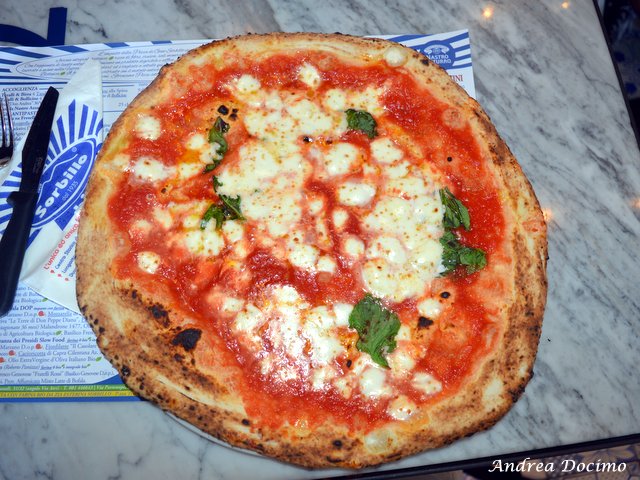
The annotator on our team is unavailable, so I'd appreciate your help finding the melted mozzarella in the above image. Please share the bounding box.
[130,157,175,182]
[299,63,322,88]
[186,130,223,164]
[387,395,416,420]
[359,366,391,398]
[216,142,306,238]
[417,298,443,318]
[386,161,410,179]
[235,74,261,94]
[370,137,403,164]
[152,206,173,229]
[178,161,202,179]
[323,89,347,111]
[308,196,324,215]
[317,255,337,273]
[412,372,443,395]
[288,242,320,270]
[388,348,416,376]
[324,142,361,176]
[234,303,265,344]
[362,257,425,302]
[343,235,365,258]
[287,98,334,136]
[186,132,207,150]
[367,236,407,264]
[303,306,344,364]
[232,285,346,387]
[222,220,244,243]
[337,182,376,207]
[222,297,245,313]
[135,114,161,140]
[131,219,152,236]
[183,221,225,256]
[384,46,409,67]
[360,181,444,301]
[332,208,349,230]
[136,251,161,274]
[347,86,385,115]
[333,303,353,327]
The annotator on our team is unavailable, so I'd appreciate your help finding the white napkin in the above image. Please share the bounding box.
[18,59,103,314]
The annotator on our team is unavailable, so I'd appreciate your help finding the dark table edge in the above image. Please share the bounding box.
[593,0,640,150]
[324,2,640,478]
[325,433,640,479]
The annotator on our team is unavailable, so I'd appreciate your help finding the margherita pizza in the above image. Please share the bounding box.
[76,33,547,468]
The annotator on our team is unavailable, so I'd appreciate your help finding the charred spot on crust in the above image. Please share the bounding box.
[440,291,451,299]
[421,57,430,65]
[121,365,131,377]
[98,326,105,333]
[242,419,250,426]
[217,104,229,115]
[302,136,312,143]
[447,156,453,162]
[418,316,434,328]
[149,304,168,320]
[345,359,352,368]
[332,439,343,449]
[171,328,202,351]
[174,353,184,362]
[131,290,138,299]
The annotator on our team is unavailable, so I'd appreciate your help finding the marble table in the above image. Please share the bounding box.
[1,1,639,479]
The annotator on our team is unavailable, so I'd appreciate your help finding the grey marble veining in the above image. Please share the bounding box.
[1,0,639,479]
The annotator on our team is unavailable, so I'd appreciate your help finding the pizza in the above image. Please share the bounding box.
[76,32,547,469]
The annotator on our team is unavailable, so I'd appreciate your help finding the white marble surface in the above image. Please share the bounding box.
[1,1,640,479]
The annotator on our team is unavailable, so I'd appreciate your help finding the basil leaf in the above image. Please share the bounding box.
[459,247,487,273]
[214,116,230,134]
[200,204,225,230]
[439,231,461,275]
[201,176,244,230]
[345,109,378,139]
[439,187,471,231]
[348,294,400,368]
[219,194,245,221]
[439,230,487,275]
[204,162,219,173]
[207,116,230,157]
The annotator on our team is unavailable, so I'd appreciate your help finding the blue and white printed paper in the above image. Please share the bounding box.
[379,30,475,97]
[0,31,475,401]
[19,59,103,314]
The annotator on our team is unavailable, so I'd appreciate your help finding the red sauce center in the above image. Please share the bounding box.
[108,51,506,430]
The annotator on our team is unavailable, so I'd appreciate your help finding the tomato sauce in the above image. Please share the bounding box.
[107,51,506,430]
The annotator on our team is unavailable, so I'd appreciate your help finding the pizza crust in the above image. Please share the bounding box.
[76,32,547,468]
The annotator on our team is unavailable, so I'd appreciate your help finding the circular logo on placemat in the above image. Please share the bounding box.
[32,99,102,230]
[419,41,456,67]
